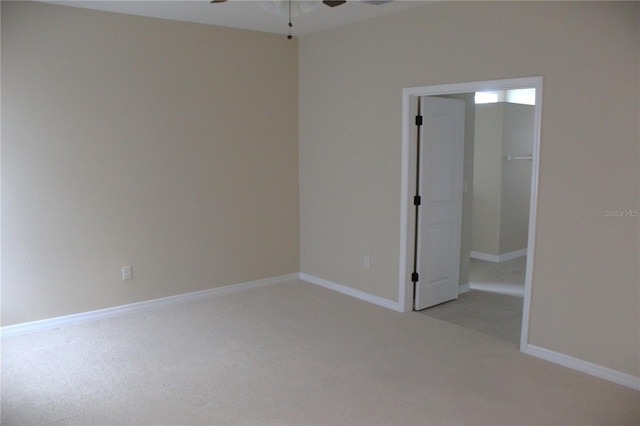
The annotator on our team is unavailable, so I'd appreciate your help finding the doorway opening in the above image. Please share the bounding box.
[398,77,542,351]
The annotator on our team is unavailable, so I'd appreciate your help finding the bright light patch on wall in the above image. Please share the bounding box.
[506,88,536,105]
[475,89,536,105]
[475,92,499,104]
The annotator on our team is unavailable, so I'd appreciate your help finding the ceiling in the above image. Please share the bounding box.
[43,1,433,37]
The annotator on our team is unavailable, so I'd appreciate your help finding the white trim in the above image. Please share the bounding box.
[524,344,640,391]
[458,283,470,294]
[400,77,542,354]
[398,87,412,312]
[470,249,527,263]
[1,274,299,338]
[519,79,542,353]
[300,273,404,312]
[470,251,495,262]
[402,77,543,99]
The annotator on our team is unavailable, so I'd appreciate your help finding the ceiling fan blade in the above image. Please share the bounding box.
[323,1,347,7]
[210,0,227,3]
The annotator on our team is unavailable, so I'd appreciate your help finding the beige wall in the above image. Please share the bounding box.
[299,1,639,377]
[472,104,504,256]
[500,103,533,254]
[1,2,299,325]
[472,102,533,256]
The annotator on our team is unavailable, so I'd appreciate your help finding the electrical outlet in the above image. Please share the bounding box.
[122,266,132,281]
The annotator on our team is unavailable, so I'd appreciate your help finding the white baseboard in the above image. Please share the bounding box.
[300,273,404,312]
[470,249,527,263]
[523,344,640,391]
[1,273,299,338]
[458,283,470,294]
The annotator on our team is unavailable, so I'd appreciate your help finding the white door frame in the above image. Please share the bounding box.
[398,77,543,352]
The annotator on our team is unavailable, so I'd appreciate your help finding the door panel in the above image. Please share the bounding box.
[426,114,456,202]
[424,222,451,282]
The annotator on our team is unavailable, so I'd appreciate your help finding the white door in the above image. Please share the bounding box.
[414,96,465,310]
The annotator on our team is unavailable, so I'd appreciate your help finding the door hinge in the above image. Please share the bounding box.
[413,195,421,206]
[411,272,419,283]
[415,115,423,126]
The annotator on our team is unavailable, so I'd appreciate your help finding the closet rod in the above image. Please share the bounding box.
[506,154,533,162]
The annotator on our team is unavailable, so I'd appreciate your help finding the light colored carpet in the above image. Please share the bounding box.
[419,290,523,345]
[2,279,638,425]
